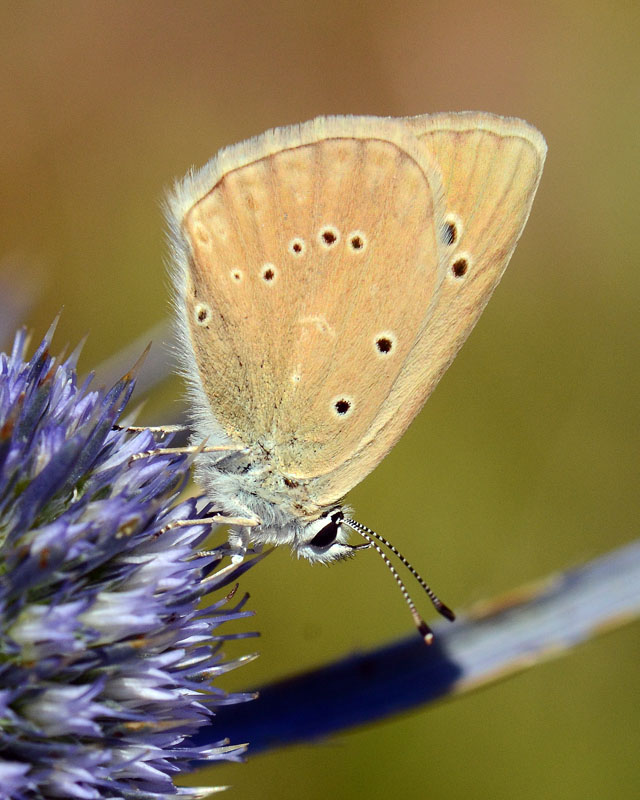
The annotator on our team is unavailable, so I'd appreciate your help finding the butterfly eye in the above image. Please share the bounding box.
[308,511,344,548]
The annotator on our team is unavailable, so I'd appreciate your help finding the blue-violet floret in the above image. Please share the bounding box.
[0,322,257,799]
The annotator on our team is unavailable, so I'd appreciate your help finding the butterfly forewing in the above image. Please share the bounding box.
[175,117,447,484]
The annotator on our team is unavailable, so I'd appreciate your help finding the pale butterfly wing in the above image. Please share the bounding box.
[169,116,448,504]
[309,112,546,507]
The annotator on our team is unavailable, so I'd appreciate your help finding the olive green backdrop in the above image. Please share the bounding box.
[1,2,638,798]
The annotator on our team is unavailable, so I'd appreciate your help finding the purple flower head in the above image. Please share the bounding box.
[0,322,258,799]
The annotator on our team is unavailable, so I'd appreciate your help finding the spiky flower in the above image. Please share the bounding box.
[0,322,257,799]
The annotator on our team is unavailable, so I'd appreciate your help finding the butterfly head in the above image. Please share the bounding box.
[294,508,367,564]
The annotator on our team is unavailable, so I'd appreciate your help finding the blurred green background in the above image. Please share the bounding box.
[1,1,638,798]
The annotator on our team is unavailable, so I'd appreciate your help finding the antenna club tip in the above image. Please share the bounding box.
[417,620,434,645]
[437,603,456,622]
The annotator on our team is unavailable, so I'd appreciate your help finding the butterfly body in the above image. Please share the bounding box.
[167,112,546,565]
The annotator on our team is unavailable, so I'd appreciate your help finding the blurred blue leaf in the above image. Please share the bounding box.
[193,539,640,756]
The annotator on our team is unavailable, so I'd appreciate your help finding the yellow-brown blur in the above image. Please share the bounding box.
[1,2,637,798]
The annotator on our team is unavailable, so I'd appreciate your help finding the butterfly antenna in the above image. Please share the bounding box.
[343,520,435,644]
[343,518,456,626]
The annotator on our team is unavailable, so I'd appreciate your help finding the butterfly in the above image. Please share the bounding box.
[163,112,546,640]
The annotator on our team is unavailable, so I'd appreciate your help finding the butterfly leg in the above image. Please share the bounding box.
[129,443,246,461]
[227,525,261,562]
[159,513,260,534]
[160,515,261,566]
[114,423,188,436]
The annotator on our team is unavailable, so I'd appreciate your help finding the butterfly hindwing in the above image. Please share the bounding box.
[309,112,546,506]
